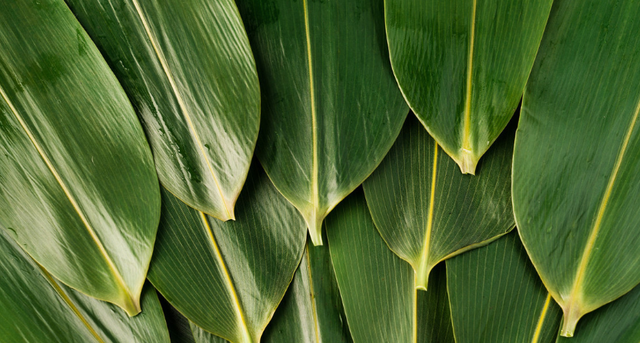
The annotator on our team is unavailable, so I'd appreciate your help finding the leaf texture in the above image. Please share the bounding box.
[147,163,307,343]
[513,0,640,336]
[236,0,409,245]
[0,228,170,343]
[67,0,260,221]
[363,114,514,289]
[385,0,552,173]
[0,0,160,315]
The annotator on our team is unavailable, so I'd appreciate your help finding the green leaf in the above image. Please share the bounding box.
[385,0,552,173]
[326,190,454,343]
[0,0,160,315]
[556,283,640,343]
[236,0,409,245]
[447,231,562,343]
[363,114,514,289]
[262,238,353,343]
[66,0,260,221]
[0,228,169,343]
[513,0,640,336]
[147,163,307,343]
[159,296,197,343]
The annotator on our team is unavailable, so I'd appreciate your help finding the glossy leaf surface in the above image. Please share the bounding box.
[385,0,552,173]
[236,0,409,245]
[447,231,562,343]
[67,0,260,221]
[0,0,160,315]
[513,0,640,336]
[327,191,454,343]
[363,114,514,289]
[148,163,307,343]
[0,228,170,343]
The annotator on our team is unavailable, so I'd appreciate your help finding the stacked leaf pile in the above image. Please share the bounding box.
[2,0,640,342]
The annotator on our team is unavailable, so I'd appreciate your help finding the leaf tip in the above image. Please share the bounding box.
[457,150,478,175]
[560,301,584,337]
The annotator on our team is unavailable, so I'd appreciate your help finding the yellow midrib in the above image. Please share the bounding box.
[530,293,552,343]
[303,0,319,222]
[567,96,640,305]
[131,0,233,219]
[417,143,439,281]
[305,247,321,342]
[199,212,252,343]
[0,86,134,309]
[461,0,478,154]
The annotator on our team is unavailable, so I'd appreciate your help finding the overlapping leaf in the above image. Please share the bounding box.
[0,228,169,343]
[363,114,514,289]
[236,0,409,245]
[385,0,552,173]
[514,0,640,336]
[148,163,307,343]
[326,191,454,343]
[0,0,160,315]
[67,0,260,221]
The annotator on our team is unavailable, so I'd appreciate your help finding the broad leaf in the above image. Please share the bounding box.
[447,231,562,343]
[67,0,260,221]
[236,0,409,245]
[326,191,454,343]
[385,0,552,173]
[513,0,640,336]
[0,0,160,315]
[0,228,169,342]
[363,114,514,289]
[148,163,307,343]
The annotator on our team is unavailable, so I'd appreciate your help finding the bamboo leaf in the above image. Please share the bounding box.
[447,231,562,343]
[513,0,640,336]
[326,190,454,343]
[66,0,260,221]
[385,0,552,173]
[0,228,169,343]
[0,0,160,315]
[363,114,514,289]
[147,163,307,343]
[236,0,409,245]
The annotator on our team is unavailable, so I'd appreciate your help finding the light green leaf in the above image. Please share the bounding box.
[236,0,409,245]
[363,114,514,289]
[66,0,260,221]
[385,0,552,173]
[326,191,454,343]
[148,163,307,343]
[0,0,160,315]
[0,228,169,343]
[513,0,640,336]
[447,231,562,343]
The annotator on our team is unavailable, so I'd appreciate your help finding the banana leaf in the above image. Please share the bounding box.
[447,231,562,343]
[326,190,454,343]
[385,0,552,173]
[363,114,514,289]
[0,228,169,343]
[236,0,409,245]
[0,0,160,315]
[66,0,260,221]
[147,163,307,343]
[513,0,640,336]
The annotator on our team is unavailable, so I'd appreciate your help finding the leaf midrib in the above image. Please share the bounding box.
[303,0,319,224]
[461,0,478,157]
[530,293,552,343]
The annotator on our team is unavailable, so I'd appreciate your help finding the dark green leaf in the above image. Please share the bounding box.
[385,0,552,173]
[236,0,409,245]
[0,0,160,314]
[66,0,260,221]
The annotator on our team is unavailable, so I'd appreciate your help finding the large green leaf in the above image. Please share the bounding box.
[147,163,307,343]
[385,0,552,174]
[0,0,160,315]
[236,0,409,245]
[326,191,454,343]
[556,283,640,343]
[447,231,562,343]
[513,0,640,336]
[363,114,514,289]
[0,228,169,343]
[66,0,260,221]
